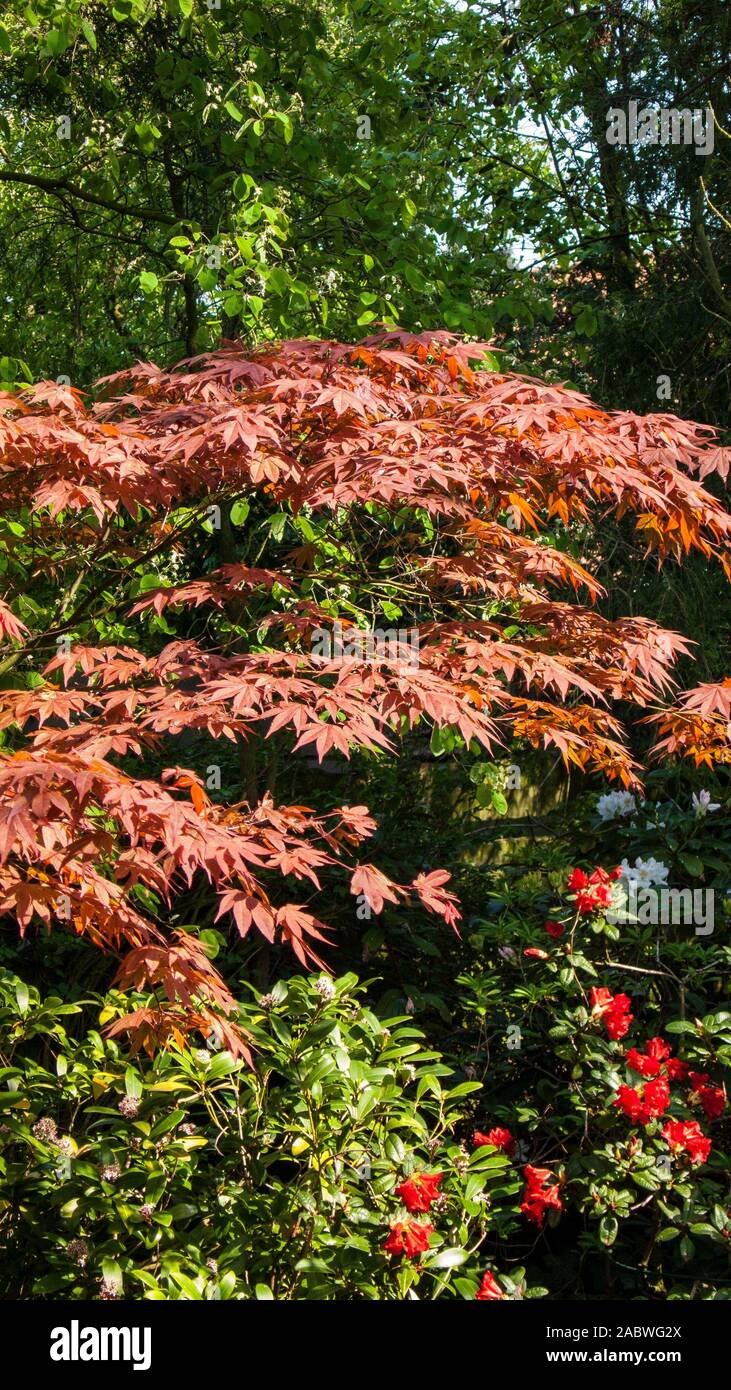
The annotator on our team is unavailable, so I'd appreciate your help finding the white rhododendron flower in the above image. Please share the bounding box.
[619,856,670,889]
[596,790,637,821]
[692,789,720,815]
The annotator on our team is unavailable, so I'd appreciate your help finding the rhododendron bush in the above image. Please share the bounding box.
[0,332,730,1300]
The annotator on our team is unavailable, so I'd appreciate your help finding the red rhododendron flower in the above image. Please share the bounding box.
[590,987,613,1015]
[575,891,600,915]
[627,1039,673,1078]
[599,993,633,1041]
[662,1120,711,1166]
[625,1038,673,1077]
[475,1270,504,1300]
[688,1080,726,1122]
[589,866,611,885]
[383,1220,434,1257]
[520,1165,562,1226]
[642,1076,670,1118]
[699,1087,726,1121]
[473,1126,516,1156]
[523,947,548,960]
[524,1165,554,1184]
[626,1047,662,1078]
[686,1072,726,1120]
[569,867,617,915]
[666,1057,689,1081]
[605,1013,631,1041]
[614,1084,645,1123]
[545,920,564,938]
[395,1171,443,1213]
[614,1077,669,1126]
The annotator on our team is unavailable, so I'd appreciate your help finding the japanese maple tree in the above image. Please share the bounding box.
[1,329,729,1057]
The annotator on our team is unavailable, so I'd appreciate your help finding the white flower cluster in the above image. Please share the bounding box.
[619,856,670,889]
[596,790,637,821]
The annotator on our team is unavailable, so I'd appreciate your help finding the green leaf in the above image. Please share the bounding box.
[137,572,164,593]
[599,1215,618,1247]
[149,1108,186,1140]
[632,1169,661,1191]
[170,1270,202,1299]
[0,1092,25,1109]
[46,29,70,57]
[415,1072,442,1100]
[402,197,417,228]
[689,1223,719,1238]
[275,112,294,143]
[701,1011,731,1031]
[139,271,159,294]
[679,852,704,877]
[125,1066,143,1099]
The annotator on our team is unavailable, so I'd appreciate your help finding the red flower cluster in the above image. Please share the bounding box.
[394,1171,443,1214]
[624,1047,725,1123]
[520,1165,563,1227]
[383,1220,434,1258]
[385,1169,443,1257]
[567,865,622,916]
[626,1036,689,1081]
[590,987,633,1040]
[385,1157,517,1290]
[666,1058,690,1081]
[475,1270,504,1300]
[614,1077,670,1126]
[689,1073,726,1122]
[611,1031,719,1164]
[662,1120,712,1166]
[473,1126,516,1156]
